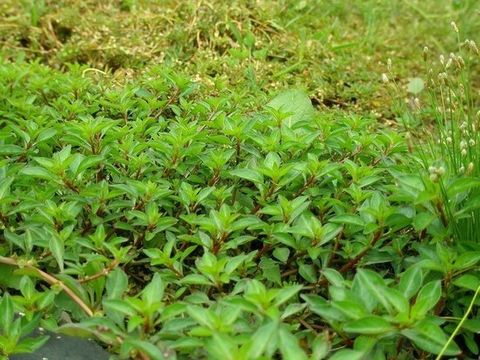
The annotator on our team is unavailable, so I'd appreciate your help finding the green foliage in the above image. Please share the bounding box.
[0,59,477,359]
[1,1,480,359]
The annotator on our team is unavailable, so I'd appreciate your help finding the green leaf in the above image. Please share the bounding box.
[274,285,302,306]
[207,333,236,360]
[413,212,436,231]
[273,247,290,263]
[302,295,346,322]
[260,258,281,285]
[49,235,64,272]
[106,268,129,299]
[355,269,390,312]
[311,333,330,360]
[343,316,396,335]
[13,335,50,354]
[123,338,167,360]
[0,293,14,335]
[247,320,279,358]
[0,144,24,155]
[329,214,365,227]
[187,306,214,329]
[453,274,480,291]
[398,266,423,299]
[142,273,164,307]
[299,263,317,283]
[331,300,367,320]
[0,177,13,200]
[103,299,137,317]
[329,349,364,360]
[447,177,480,197]
[230,168,263,184]
[36,128,57,143]
[267,89,315,127]
[180,274,212,285]
[402,319,460,356]
[411,281,442,319]
[20,166,56,180]
[453,252,480,270]
[278,326,308,360]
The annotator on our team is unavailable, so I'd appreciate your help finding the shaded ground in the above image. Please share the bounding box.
[11,329,109,360]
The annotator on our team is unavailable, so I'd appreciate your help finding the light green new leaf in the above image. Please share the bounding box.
[407,77,424,94]
[267,89,315,127]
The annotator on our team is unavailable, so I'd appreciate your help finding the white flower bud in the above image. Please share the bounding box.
[437,167,446,176]
[461,148,468,156]
[469,139,476,146]
[381,73,389,83]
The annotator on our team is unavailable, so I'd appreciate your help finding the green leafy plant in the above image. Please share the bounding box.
[2,3,480,358]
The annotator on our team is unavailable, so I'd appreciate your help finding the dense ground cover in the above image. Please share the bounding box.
[1,1,480,359]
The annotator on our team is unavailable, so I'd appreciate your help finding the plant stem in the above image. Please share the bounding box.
[435,284,480,360]
[0,256,94,317]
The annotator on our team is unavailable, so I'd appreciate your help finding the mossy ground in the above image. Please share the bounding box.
[2,0,479,117]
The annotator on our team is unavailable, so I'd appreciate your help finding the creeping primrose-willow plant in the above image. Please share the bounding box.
[0,60,478,359]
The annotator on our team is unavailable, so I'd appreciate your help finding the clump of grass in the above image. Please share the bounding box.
[385,21,480,243]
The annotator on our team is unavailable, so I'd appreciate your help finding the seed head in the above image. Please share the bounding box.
[413,97,420,109]
[423,46,429,61]
[381,73,389,83]
[468,40,479,54]
[461,148,468,156]
[451,21,459,33]
[429,173,439,182]
[467,162,475,174]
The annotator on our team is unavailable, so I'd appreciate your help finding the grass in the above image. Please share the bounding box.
[1,0,480,359]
